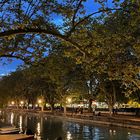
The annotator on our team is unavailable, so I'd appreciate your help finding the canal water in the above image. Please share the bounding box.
[0,111,140,140]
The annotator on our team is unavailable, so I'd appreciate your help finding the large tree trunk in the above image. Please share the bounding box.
[109,81,116,116]
[106,95,115,116]
[41,105,44,112]
[105,81,117,116]
[108,104,113,116]
[63,105,67,116]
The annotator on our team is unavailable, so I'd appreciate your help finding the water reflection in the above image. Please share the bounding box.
[36,119,42,140]
[94,127,100,139]
[67,131,72,140]
[129,134,140,140]
[37,122,41,136]
[1,112,140,140]
[10,112,14,125]
[19,115,23,133]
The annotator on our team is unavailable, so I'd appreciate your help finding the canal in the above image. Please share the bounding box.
[0,111,140,140]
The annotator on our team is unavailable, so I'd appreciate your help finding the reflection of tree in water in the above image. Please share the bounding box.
[1,112,140,140]
[64,122,104,140]
[83,125,94,139]
[64,122,80,133]
[64,122,84,140]
[42,118,64,140]
[19,115,23,133]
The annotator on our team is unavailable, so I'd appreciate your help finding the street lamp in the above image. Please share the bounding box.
[20,101,24,109]
[29,104,32,107]
[38,99,42,104]
[20,101,24,105]
[67,98,72,104]
[11,101,15,105]
[38,99,44,111]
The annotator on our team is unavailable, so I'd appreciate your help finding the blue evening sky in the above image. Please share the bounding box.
[0,0,114,76]
[0,59,23,76]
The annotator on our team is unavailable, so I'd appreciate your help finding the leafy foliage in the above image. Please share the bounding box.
[0,0,139,112]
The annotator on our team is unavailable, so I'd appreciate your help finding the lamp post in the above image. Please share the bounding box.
[67,97,73,114]
[11,101,15,105]
[38,99,44,112]
[38,99,42,104]
[67,98,72,104]
[20,101,24,109]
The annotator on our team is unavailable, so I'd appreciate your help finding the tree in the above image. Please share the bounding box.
[0,0,125,63]
[0,0,139,115]
[30,52,87,113]
[0,69,27,107]
[72,0,140,115]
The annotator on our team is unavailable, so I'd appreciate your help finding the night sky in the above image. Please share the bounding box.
[0,0,114,76]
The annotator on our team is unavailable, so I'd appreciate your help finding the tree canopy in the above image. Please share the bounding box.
[0,0,139,113]
[0,0,132,62]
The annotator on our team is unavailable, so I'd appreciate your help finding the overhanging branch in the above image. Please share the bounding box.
[0,27,85,57]
[67,8,122,37]
[0,54,29,63]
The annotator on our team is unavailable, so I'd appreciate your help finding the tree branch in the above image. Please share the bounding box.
[67,8,122,37]
[0,54,26,62]
[24,0,34,18]
[0,27,86,57]
[72,0,83,26]
[0,0,8,9]
[132,79,140,89]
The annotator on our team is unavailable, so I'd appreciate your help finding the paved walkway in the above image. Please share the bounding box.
[64,111,140,121]
[4,108,140,122]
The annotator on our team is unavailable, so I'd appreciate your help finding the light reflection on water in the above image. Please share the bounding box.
[36,122,41,140]
[1,112,140,140]
[10,112,14,125]
[67,131,72,140]
[37,122,41,136]
[19,115,23,133]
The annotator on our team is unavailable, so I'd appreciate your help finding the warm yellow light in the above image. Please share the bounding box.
[11,101,15,105]
[38,99,42,104]
[20,101,24,105]
[67,98,72,103]
[29,104,32,107]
